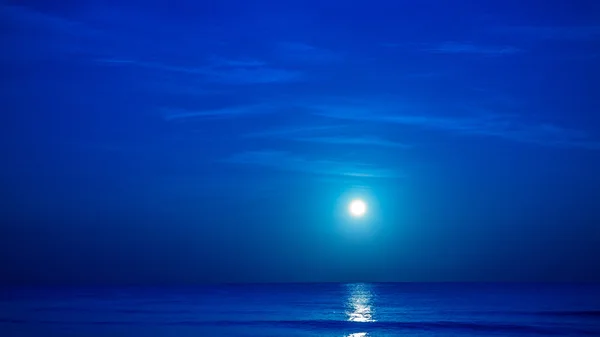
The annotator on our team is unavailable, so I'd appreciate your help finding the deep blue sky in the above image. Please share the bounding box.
[1,0,600,283]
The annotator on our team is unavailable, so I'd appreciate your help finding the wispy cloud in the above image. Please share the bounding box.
[425,42,522,55]
[471,123,600,150]
[276,42,341,63]
[95,58,303,84]
[0,3,95,36]
[3,4,304,85]
[140,80,223,97]
[244,125,346,138]
[224,151,401,178]
[209,57,267,68]
[1,3,101,61]
[244,124,410,148]
[380,42,402,48]
[65,141,163,154]
[162,103,285,121]
[95,58,207,73]
[495,26,600,41]
[203,57,303,83]
[205,66,303,84]
[290,136,412,148]
[313,103,600,150]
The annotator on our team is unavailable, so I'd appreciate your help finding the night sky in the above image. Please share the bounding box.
[1,0,600,284]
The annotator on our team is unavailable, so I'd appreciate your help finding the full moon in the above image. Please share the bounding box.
[349,199,367,217]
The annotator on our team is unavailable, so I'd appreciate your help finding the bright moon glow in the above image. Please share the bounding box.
[349,199,367,217]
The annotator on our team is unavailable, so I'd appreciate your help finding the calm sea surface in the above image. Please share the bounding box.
[1,283,599,336]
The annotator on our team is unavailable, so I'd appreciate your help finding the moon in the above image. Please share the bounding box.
[349,199,367,217]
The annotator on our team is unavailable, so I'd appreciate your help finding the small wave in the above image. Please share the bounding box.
[202,320,597,335]
[1,318,597,335]
[535,310,600,318]
[32,306,193,315]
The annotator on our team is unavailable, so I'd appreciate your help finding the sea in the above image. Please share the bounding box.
[1,283,599,336]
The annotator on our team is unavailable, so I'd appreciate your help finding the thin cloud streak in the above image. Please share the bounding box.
[95,58,303,84]
[162,104,283,121]
[4,5,304,85]
[209,57,267,67]
[224,151,401,178]
[277,42,341,63]
[495,26,600,41]
[205,67,303,84]
[243,125,347,138]
[1,3,103,61]
[95,58,211,75]
[244,125,409,148]
[425,42,522,55]
[291,136,412,148]
[313,104,600,149]
[0,3,96,36]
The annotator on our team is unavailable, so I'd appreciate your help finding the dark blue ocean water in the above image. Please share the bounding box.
[1,283,599,336]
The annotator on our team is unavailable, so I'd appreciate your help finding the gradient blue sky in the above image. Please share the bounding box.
[1,0,600,283]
